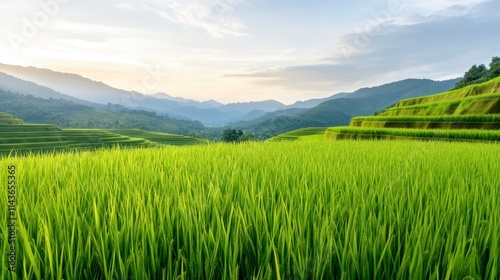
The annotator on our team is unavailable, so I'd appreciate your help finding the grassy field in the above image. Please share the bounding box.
[378,93,500,117]
[326,126,500,142]
[349,115,500,130]
[1,140,499,279]
[0,113,23,125]
[0,113,209,156]
[109,129,208,146]
[396,76,500,107]
[0,126,156,156]
[270,127,327,141]
[351,114,500,124]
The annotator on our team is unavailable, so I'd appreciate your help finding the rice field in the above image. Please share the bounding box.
[326,127,500,142]
[351,114,500,123]
[349,115,500,130]
[378,93,500,117]
[270,127,327,141]
[0,113,207,156]
[109,129,208,146]
[1,140,499,279]
[397,76,500,107]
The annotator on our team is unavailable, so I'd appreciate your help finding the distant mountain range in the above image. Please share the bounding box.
[0,62,460,137]
[0,63,288,126]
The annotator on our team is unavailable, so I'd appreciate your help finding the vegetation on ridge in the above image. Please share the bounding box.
[454,56,500,89]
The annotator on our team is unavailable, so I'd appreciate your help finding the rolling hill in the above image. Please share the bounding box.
[0,113,207,156]
[0,88,206,135]
[270,127,327,141]
[325,76,500,142]
[109,129,208,146]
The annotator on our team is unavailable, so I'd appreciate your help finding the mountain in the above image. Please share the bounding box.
[217,100,286,113]
[288,92,350,108]
[232,78,461,137]
[0,63,279,125]
[151,93,223,109]
[0,63,462,130]
[0,72,88,104]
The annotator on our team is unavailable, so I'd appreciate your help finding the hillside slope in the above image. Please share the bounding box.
[0,88,205,135]
[326,77,500,142]
[0,113,207,156]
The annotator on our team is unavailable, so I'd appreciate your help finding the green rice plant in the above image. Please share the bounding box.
[109,129,208,146]
[396,76,500,107]
[349,115,500,130]
[270,127,327,141]
[378,93,500,117]
[0,125,60,133]
[325,126,500,142]
[0,141,499,279]
[0,113,23,125]
[351,114,500,123]
[0,122,208,156]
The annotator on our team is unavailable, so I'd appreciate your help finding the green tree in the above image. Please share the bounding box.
[454,64,488,89]
[222,128,243,142]
[488,57,500,80]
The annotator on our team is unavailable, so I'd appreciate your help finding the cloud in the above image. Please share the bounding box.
[229,1,500,92]
[144,0,247,38]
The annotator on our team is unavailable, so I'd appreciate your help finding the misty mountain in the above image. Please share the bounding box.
[151,93,223,109]
[0,63,461,133]
[0,72,88,104]
[0,63,286,126]
[287,92,350,108]
[217,100,286,113]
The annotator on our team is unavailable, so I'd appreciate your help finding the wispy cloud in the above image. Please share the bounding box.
[144,0,247,38]
[229,0,500,93]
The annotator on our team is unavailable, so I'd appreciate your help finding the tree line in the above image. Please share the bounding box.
[454,57,500,89]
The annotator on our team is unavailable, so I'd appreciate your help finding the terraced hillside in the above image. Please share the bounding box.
[0,113,206,156]
[109,129,208,146]
[270,127,327,141]
[326,77,500,142]
[0,112,23,125]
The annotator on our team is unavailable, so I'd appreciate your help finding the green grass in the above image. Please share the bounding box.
[350,115,500,130]
[0,127,157,156]
[0,113,23,125]
[396,76,500,107]
[326,126,500,142]
[109,129,208,146]
[331,78,500,141]
[352,114,500,123]
[270,127,327,141]
[378,93,500,117]
[0,141,499,279]
[0,124,60,133]
[0,114,208,156]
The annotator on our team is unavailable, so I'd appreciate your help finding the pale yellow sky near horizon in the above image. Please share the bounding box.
[0,0,497,104]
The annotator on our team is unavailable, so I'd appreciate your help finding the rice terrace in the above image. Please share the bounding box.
[1,1,500,278]
[0,67,499,279]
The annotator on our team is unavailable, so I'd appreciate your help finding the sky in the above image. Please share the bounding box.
[0,0,499,104]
